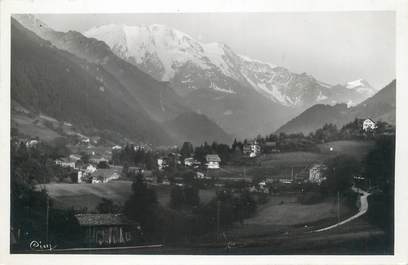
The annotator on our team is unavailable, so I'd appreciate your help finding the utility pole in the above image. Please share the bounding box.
[43,175,49,243]
[333,167,341,223]
[46,196,49,243]
[216,200,221,241]
[337,191,340,223]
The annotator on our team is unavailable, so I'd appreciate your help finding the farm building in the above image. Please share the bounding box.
[362,118,377,131]
[69,154,81,162]
[55,157,76,169]
[184,157,194,167]
[25,139,39,148]
[89,168,121,183]
[89,156,109,165]
[75,214,141,247]
[309,164,328,184]
[206,154,221,169]
[243,141,261,157]
[157,157,169,170]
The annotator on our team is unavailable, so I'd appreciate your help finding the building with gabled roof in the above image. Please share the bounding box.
[362,118,377,131]
[206,154,221,169]
[74,213,141,246]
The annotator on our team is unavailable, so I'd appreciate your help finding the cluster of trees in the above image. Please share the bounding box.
[120,167,260,243]
[194,142,232,164]
[363,135,395,245]
[170,185,200,209]
[123,174,159,239]
[11,139,82,250]
[237,119,395,154]
[111,144,156,169]
[11,137,75,185]
[195,190,257,229]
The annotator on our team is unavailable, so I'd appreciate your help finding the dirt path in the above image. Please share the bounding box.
[313,186,370,232]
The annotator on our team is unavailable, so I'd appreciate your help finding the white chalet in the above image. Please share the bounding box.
[309,164,328,184]
[362,118,377,131]
[206,154,221,169]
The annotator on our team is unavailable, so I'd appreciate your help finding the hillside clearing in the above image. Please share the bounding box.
[317,140,375,160]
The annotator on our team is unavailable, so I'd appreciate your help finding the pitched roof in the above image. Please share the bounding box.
[206,154,221,162]
[90,168,121,179]
[75,213,135,226]
[363,118,376,123]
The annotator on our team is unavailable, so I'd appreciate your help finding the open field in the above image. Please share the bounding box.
[208,151,328,181]
[257,151,328,167]
[317,140,375,160]
[40,181,216,211]
[245,195,348,226]
[39,181,133,211]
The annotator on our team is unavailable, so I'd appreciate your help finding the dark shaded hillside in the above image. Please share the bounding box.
[276,80,396,134]
[14,14,188,123]
[13,15,232,146]
[164,112,233,146]
[11,18,172,145]
[350,80,396,124]
[276,104,349,134]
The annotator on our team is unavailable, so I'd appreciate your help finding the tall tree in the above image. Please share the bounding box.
[123,174,158,235]
[324,155,361,193]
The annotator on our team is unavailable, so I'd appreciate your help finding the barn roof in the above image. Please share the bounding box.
[75,214,135,226]
[90,168,121,179]
[206,154,221,162]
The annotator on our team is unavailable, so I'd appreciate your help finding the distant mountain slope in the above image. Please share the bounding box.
[276,80,396,134]
[11,18,172,145]
[15,15,377,139]
[350,80,396,124]
[164,112,232,146]
[12,16,231,146]
[14,15,188,123]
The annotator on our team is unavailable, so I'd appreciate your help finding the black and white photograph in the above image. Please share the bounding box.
[1,0,407,263]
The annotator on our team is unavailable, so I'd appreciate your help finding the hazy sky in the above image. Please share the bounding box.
[37,12,395,89]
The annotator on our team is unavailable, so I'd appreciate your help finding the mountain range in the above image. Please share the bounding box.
[276,80,396,134]
[83,23,377,137]
[11,16,232,146]
[12,14,388,145]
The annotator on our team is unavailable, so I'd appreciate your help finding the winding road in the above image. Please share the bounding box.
[313,186,370,232]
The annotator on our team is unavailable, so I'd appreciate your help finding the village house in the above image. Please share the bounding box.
[362,118,377,131]
[25,139,39,148]
[206,154,221,169]
[77,164,98,183]
[309,164,328,184]
[157,157,169,171]
[74,213,141,247]
[89,156,109,165]
[243,141,261,157]
[69,154,81,162]
[55,157,76,169]
[81,137,90,144]
[112,145,122,151]
[184,157,194,167]
[90,168,121,183]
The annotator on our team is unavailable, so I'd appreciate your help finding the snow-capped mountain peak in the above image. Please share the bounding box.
[83,23,375,108]
[345,79,375,95]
